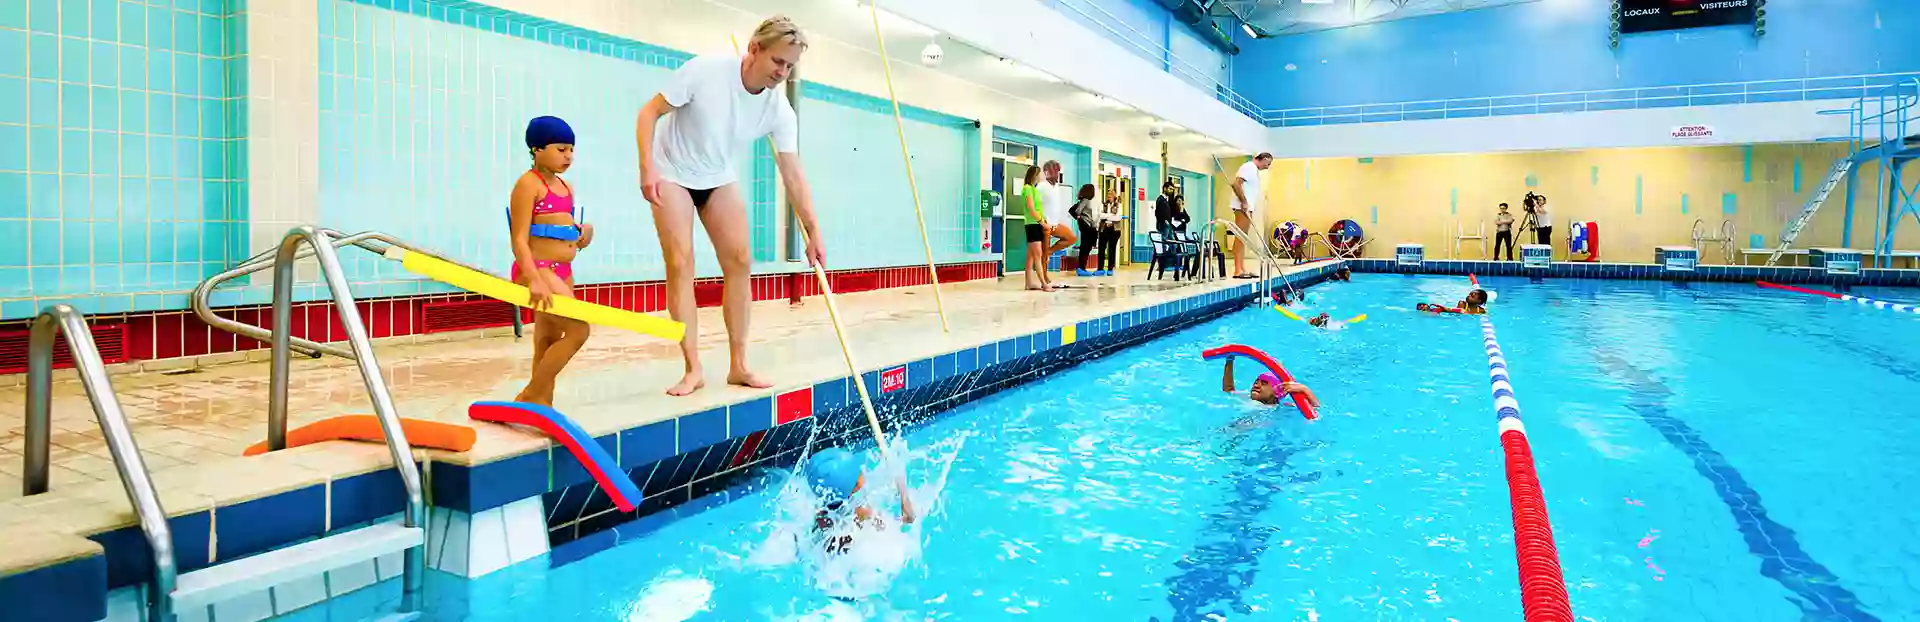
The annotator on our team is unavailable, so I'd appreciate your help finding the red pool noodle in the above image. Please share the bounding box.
[470,401,641,512]
[1201,344,1318,420]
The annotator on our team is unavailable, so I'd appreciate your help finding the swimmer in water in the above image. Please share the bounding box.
[1220,358,1319,407]
[806,448,917,555]
[1460,288,1490,314]
[1308,313,1332,328]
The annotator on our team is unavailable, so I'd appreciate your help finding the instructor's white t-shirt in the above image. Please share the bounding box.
[1233,161,1263,215]
[654,54,799,191]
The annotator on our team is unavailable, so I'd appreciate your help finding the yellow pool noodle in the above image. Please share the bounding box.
[1347,314,1367,324]
[1274,306,1305,322]
[385,248,686,342]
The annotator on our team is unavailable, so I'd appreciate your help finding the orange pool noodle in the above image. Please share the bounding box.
[243,415,476,456]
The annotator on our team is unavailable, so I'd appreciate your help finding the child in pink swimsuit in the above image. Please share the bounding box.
[509,116,595,406]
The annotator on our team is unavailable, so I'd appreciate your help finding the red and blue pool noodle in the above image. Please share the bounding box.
[1200,344,1318,420]
[470,401,642,512]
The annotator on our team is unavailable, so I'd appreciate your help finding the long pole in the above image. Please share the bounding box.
[734,36,889,450]
[868,4,951,332]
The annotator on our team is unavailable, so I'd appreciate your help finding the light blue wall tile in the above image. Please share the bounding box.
[147,49,171,91]
[148,93,172,134]
[147,5,171,51]
[28,173,58,217]
[0,77,24,124]
[0,125,24,171]
[90,0,117,41]
[120,222,146,260]
[59,174,88,218]
[120,133,145,174]
[0,29,25,78]
[118,4,144,46]
[60,129,88,173]
[59,36,87,82]
[172,52,196,98]
[1,0,24,28]
[28,78,56,126]
[99,292,131,313]
[28,33,58,79]
[28,219,59,264]
[0,268,26,296]
[172,11,196,54]
[90,130,117,175]
[60,83,88,128]
[91,41,116,86]
[118,46,144,90]
[0,220,27,266]
[58,0,87,37]
[149,222,173,260]
[89,174,113,218]
[93,222,119,262]
[90,86,117,131]
[61,220,90,264]
[0,173,24,218]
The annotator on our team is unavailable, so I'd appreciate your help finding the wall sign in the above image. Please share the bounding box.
[1671,125,1715,140]
[881,366,907,394]
[1620,0,1757,34]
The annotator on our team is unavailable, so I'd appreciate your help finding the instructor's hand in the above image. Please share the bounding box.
[640,168,664,205]
[805,237,827,268]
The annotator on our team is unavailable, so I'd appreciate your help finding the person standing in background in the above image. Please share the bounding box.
[1040,161,1078,268]
[1528,193,1553,247]
[1230,153,1273,279]
[1154,179,1177,237]
[1096,192,1124,275]
[1070,184,1101,277]
[1493,203,1515,261]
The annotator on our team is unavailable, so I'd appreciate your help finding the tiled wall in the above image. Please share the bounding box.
[0,0,244,302]
[801,82,983,269]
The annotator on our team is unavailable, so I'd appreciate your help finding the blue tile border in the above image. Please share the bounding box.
[0,553,107,622]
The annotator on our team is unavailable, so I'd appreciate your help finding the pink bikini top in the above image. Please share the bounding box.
[532,175,575,216]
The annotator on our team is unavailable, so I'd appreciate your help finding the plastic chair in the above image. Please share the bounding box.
[1147,231,1192,281]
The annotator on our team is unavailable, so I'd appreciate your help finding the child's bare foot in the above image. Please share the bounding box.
[666,370,705,396]
[728,368,774,389]
[513,389,554,407]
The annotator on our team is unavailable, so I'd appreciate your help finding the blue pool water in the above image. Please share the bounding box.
[301,275,1920,621]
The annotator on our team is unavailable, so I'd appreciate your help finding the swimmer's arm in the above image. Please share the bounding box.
[507,175,544,281]
[897,475,917,524]
[1221,358,1237,393]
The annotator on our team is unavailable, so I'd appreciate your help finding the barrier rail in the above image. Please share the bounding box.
[1043,0,1261,119]
[1479,317,1574,622]
[1265,72,1920,127]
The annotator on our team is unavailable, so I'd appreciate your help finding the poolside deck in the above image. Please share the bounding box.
[0,265,1318,582]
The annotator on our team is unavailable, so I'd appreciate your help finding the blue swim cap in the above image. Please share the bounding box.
[525,116,575,150]
[805,448,865,501]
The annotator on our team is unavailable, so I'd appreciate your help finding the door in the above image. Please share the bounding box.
[1002,161,1033,274]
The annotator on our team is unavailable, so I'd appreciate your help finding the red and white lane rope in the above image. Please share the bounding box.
[1481,317,1575,622]
[1757,281,1919,315]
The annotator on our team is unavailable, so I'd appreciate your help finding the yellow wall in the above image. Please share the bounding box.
[1261,143,1920,263]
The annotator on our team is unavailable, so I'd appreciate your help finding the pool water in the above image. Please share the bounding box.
[302,275,1920,621]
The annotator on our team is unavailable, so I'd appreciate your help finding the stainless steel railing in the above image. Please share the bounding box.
[1213,218,1295,302]
[264,227,427,601]
[23,304,177,622]
[191,228,521,360]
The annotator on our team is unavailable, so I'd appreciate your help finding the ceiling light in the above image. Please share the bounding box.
[999,58,1062,83]
[1241,23,1261,38]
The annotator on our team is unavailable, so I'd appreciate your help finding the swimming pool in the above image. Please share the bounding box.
[293,274,1920,621]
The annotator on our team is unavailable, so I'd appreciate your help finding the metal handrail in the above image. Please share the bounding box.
[1213,218,1293,301]
[1265,71,1920,127]
[192,228,520,360]
[24,305,176,622]
[266,226,425,604]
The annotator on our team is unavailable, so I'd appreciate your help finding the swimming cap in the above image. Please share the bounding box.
[525,116,575,149]
[805,448,865,501]
[1255,372,1281,388]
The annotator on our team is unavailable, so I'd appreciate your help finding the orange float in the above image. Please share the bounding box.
[242,415,477,456]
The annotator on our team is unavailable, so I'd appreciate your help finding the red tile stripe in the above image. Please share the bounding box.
[0,261,996,366]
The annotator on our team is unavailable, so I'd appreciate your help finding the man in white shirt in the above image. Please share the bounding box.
[1040,160,1078,260]
[636,16,824,396]
[1230,153,1272,278]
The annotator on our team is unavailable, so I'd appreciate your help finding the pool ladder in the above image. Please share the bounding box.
[1213,219,1299,302]
[22,226,429,622]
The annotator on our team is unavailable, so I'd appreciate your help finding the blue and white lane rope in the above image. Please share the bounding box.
[1483,317,1526,435]
[1840,293,1920,314]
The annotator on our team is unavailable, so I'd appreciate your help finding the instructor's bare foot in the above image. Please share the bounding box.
[513,389,553,407]
[728,368,774,389]
[666,371,705,396]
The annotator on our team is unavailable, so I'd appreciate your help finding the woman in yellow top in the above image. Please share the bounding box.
[1019,166,1057,292]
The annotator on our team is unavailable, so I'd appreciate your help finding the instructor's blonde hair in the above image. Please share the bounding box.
[750,16,808,51]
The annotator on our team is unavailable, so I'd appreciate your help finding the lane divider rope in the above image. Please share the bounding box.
[1482,317,1575,622]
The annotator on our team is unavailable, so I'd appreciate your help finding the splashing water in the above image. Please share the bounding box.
[747,433,971,601]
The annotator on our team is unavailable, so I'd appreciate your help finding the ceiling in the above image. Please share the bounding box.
[705,0,1236,152]
[1222,0,1541,36]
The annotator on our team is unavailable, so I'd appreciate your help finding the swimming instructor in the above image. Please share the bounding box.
[636,16,825,396]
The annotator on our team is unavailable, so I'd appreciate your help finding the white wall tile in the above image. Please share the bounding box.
[210,588,275,622]
[502,496,551,565]
[464,504,511,577]
[270,574,330,615]
[325,559,379,597]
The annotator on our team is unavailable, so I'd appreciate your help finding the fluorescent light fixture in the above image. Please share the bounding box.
[998,57,1062,83]
[1242,23,1260,38]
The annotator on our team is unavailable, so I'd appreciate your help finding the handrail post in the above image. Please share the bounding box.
[267,226,426,603]
[25,305,176,622]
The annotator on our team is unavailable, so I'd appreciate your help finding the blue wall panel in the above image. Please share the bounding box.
[1234,0,1920,111]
